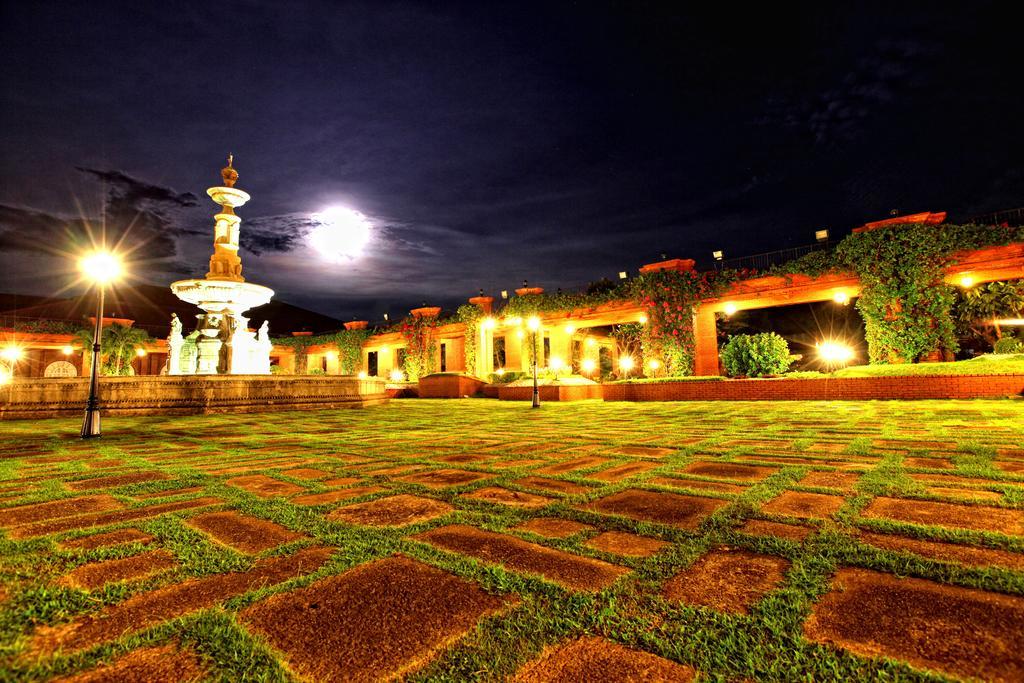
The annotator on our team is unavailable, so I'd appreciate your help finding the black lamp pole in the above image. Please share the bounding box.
[80,284,105,438]
[531,323,540,408]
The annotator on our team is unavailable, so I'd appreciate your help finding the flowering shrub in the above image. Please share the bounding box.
[721,333,793,377]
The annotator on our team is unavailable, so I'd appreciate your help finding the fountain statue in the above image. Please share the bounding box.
[168,157,275,374]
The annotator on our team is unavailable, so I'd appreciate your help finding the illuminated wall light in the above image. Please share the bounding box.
[380,345,389,352]
[500,290,509,299]
[517,330,525,339]
[527,316,541,331]
[815,229,829,242]
[817,340,855,365]
[712,250,723,261]
[136,348,147,357]
[326,351,339,362]
[833,291,849,305]
[564,324,576,335]
[507,316,522,326]
[723,303,737,316]
[959,274,975,288]
[581,358,596,373]
[357,371,368,379]
[619,356,635,371]
[648,359,661,370]
[618,271,628,280]
[549,356,565,371]
[389,369,405,382]
[585,337,596,347]
[62,346,74,356]
[496,368,506,376]
[483,317,496,329]
[383,313,389,321]
[639,314,648,324]
[0,346,24,362]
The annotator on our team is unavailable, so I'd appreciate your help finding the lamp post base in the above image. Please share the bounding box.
[531,390,540,408]
[80,409,101,439]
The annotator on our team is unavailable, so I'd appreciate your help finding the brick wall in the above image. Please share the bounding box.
[602,375,1024,401]
[498,384,603,401]
[418,374,486,398]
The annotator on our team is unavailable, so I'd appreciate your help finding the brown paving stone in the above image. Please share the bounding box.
[664,548,790,614]
[513,518,593,539]
[10,498,222,539]
[435,453,490,465]
[585,531,668,557]
[798,471,861,490]
[328,494,452,527]
[612,446,676,458]
[134,486,204,500]
[1,495,124,527]
[415,524,628,591]
[582,489,728,530]
[59,529,154,550]
[68,472,170,491]
[515,476,591,495]
[650,477,746,494]
[59,550,177,590]
[858,531,1024,570]
[762,491,845,520]
[188,511,302,553]
[320,476,362,487]
[680,461,777,481]
[29,546,333,656]
[589,461,657,482]
[291,486,384,506]
[903,457,955,470]
[738,519,812,542]
[83,458,125,469]
[226,474,304,498]
[57,643,207,683]
[279,467,331,480]
[399,469,489,488]
[240,555,509,682]
[908,472,1016,488]
[804,567,1024,682]
[861,496,1024,535]
[493,458,547,469]
[926,486,1003,502]
[536,456,611,475]
[735,454,824,467]
[513,636,696,682]
[461,487,552,508]
[995,460,1024,475]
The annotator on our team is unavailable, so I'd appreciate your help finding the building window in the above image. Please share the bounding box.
[440,343,447,372]
[367,351,378,377]
[493,337,506,369]
[543,336,550,366]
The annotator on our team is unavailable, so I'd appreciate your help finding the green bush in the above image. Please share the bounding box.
[993,336,1023,354]
[720,333,793,378]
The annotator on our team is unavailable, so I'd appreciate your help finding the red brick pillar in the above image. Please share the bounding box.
[693,304,720,376]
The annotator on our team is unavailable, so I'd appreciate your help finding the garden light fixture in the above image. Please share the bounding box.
[619,356,635,372]
[581,358,596,373]
[833,291,849,305]
[959,274,975,288]
[723,302,737,316]
[817,340,855,366]
[78,249,122,439]
[389,369,405,382]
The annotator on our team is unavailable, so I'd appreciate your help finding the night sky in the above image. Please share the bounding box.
[1,2,1021,321]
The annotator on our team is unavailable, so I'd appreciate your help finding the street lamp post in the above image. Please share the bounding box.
[79,251,121,439]
[528,316,540,408]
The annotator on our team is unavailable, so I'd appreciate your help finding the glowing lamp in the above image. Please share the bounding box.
[527,316,540,331]
[639,314,648,324]
[549,356,565,371]
[833,291,849,305]
[959,274,975,288]
[618,271,628,280]
[79,251,122,284]
[136,348,147,357]
[389,369,405,382]
[496,368,506,376]
[581,359,596,373]
[517,330,525,339]
[380,345,389,352]
[357,371,367,379]
[62,346,74,356]
[564,324,576,335]
[817,340,855,365]
[326,351,339,362]
[619,356,635,371]
[586,338,596,347]
[507,316,522,326]
[0,346,23,362]
[648,359,661,370]
[723,303,737,316]
[483,317,496,329]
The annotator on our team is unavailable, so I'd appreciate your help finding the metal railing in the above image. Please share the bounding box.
[715,241,832,272]
[968,207,1024,227]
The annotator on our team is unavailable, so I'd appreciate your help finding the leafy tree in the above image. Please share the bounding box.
[74,324,150,376]
[952,280,1024,350]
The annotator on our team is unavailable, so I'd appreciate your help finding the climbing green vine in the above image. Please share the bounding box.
[456,304,483,376]
[271,328,371,374]
[400,315,438,381]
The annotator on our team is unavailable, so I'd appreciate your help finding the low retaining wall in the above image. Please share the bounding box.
[499,384,603,401]
[0,375,389,420]
[603,375,1024,401]
[418,373,487,398]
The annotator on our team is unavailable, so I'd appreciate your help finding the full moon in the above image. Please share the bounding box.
[308,207,372,262]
